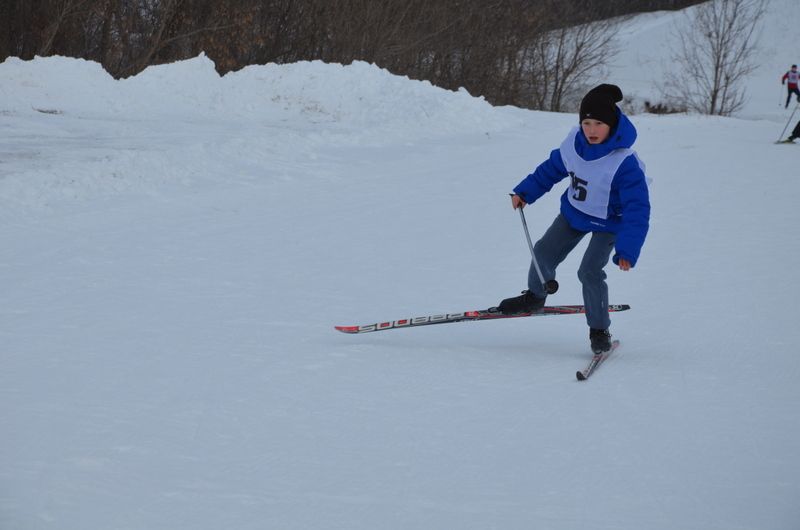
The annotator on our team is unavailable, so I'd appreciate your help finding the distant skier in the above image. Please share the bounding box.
[497,84,650,354]
[779,120,800,143]
[782,64,800,108]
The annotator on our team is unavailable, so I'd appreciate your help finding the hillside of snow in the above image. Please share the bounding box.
[610,0,800,121]
[1,2,799,530]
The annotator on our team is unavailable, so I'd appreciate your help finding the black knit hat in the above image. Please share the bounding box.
[579,84,623,128]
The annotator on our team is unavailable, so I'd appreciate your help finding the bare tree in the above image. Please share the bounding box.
[524,16,622,112]
[663,0,766,116]
[36,0,97,55]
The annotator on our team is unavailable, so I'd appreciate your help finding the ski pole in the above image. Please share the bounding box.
[513,195,559,295]
[777,102,799,142]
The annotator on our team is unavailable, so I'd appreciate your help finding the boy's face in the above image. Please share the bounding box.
[581,119,611,144]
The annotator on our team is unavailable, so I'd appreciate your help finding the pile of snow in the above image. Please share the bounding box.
[0,54,520,139]
[0,54,529,214]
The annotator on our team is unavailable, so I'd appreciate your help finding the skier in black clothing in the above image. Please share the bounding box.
[779,120,800,143]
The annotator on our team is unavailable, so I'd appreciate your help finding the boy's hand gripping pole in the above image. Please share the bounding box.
[514,196,559,295]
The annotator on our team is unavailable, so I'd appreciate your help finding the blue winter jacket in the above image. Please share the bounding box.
[513,110,650,268]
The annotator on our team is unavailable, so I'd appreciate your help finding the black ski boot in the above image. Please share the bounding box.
[497,290,546,315]
[589,328,612,354]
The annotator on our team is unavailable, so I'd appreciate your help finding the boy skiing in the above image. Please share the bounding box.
[782,65,800,108]
[498,84,650,355]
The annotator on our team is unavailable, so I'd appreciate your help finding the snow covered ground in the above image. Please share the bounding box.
[1,3,799,530]
[611,0,800,121]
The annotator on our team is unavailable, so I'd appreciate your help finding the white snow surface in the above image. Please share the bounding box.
[1,3,799,529]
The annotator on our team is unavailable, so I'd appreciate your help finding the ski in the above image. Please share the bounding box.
[335,304,630,334]
[576,339,620,381]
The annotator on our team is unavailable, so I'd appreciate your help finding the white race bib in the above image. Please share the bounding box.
[559,127,637,219]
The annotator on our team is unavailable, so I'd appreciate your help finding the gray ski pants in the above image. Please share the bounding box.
[528,213,616,330]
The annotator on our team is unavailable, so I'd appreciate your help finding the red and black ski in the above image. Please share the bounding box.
[335,304,630,334]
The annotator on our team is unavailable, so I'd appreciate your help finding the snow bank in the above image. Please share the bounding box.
[0,54,521,139]
[0,53,531,214]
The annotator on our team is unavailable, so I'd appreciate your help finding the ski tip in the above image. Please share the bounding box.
[334,325,359,334]
[576,371,587,381]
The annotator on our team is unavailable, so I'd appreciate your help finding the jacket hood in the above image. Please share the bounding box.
[575,108,637,161]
